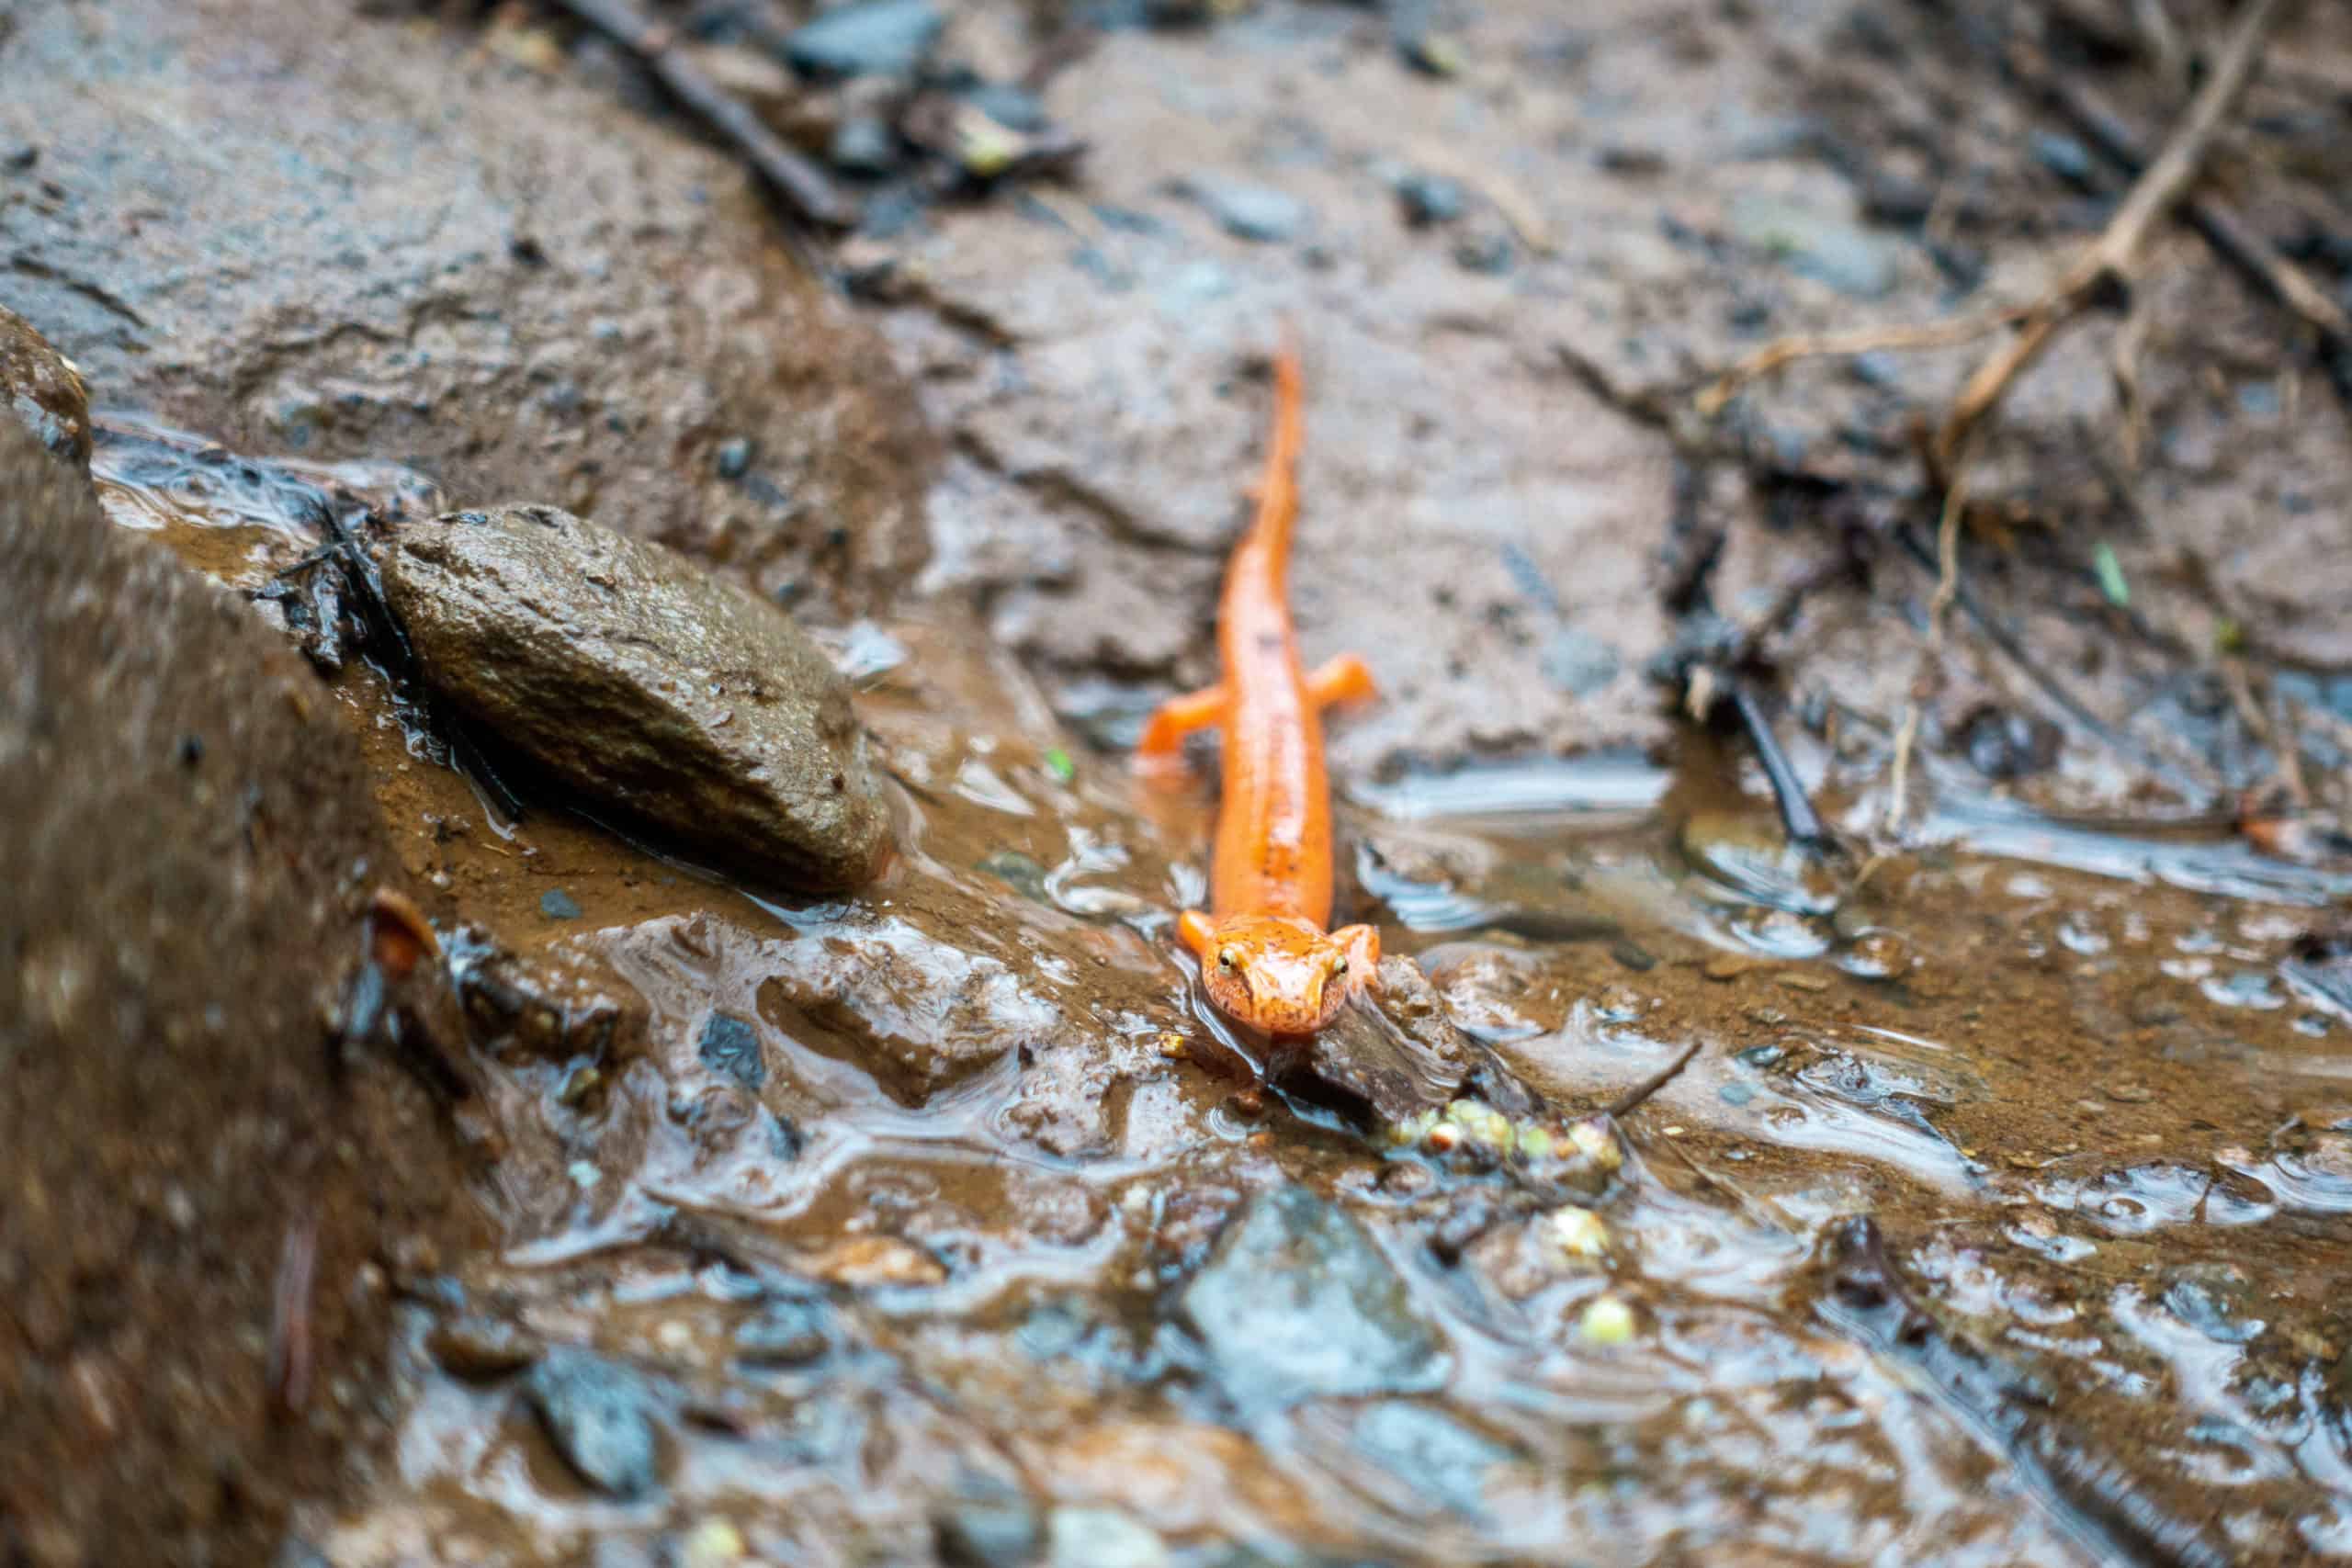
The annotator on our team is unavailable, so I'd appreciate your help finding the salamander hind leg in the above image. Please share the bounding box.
[1307,654,1378,710]
[1136,685,1227,777]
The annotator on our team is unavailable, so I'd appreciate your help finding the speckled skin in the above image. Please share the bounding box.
[1137,344,1378,1037]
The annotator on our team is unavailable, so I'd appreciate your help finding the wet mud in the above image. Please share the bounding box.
[7,0,2352,1564]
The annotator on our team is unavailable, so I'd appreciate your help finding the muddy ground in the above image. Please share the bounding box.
[7,0,2352,1563]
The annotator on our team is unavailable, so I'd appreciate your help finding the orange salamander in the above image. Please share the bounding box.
[1136,336,1380,1037]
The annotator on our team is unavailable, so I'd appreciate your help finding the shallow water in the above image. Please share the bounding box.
[88,428,2352,1567]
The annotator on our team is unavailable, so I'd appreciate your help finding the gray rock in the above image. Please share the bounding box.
[964,83,1048,133]
[733,1297,829,1365]
[1729,194,1901,299]
[526,1349,662,1500]
[1046,1507,1170,1568]
[376,504,891,893]
[786,0,944,80]
[1452,228,1514,275]
[2029,130,2095,186]
[1351,1401,1517,1517]
[1176,1187,1447,1411]
[698,1011,765,1089]
[1189,178,1308,243]
[829,114,902,176]
[427,1315,545,1381]
[934,1483,1042,1568]
[1394,171,1465,227]
[0,306,91,475]
[1540,627,1621,696]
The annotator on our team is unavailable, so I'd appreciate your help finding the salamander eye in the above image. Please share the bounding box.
[1217,949,1238,970]
[1331,955,1349,976]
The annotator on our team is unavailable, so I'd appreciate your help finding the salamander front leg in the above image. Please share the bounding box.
[1136,684,1227,778]
[1178,908,1217,958]
[1331,923,1381,995]
[1306,654,1377,710]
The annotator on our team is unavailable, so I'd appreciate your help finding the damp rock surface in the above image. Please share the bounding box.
[0,306,91,474]
[376,504,891,894]
[1176,1186,1447,1411]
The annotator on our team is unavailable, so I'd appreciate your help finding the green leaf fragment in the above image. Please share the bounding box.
[2093,542,2130,607]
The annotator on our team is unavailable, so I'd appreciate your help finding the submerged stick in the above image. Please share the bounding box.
[1607,1039,1704,1121]
[1727,678,1830,852]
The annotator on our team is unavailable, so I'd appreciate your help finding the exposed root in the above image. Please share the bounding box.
[1933,0,2293,470]
[2016,20,2352,412]
[1883,702,1922,840]
[1693,308,2028,420]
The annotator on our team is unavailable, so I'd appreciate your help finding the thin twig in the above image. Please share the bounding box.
[2269,685,2314,812]
[1928,436,1973,637]
[1607,1039,1704,1121]
[1935,0,2294,468]
[1693,307,2029,419]
[1883,702,1923,839]
[547,0,853,240]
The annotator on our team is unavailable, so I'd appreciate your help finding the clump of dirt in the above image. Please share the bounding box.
[0,422,481,1568]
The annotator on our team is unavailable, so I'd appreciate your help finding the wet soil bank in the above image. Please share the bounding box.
[6,0,2352,1563]
[0,419,482,1567]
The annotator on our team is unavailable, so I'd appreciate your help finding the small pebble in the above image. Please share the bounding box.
[1188,178,1306,243]
[714,437,752,479]
[784,0,944,79]
[1046,1506,1170,1568]
[427,1316,545,1381]
[1550,1208,1609,1258]
[1566,1119,1622,1171]
[540,888,582,919]
[525,1348,662,1500]
[1395,171,1466,227]
[829,114,901,176]
[1453,229,1514,275]
[698,1012,765,1090]
[678,1519,746,1568]
[963,82,1047,132]
[936,1495,1043,1568]
[1578,1295,1636,1345]
[2028,130,2095,186]
[733,1298,830,1366]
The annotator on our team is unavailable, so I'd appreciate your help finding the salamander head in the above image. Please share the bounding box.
[1194,913,1358,1036]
